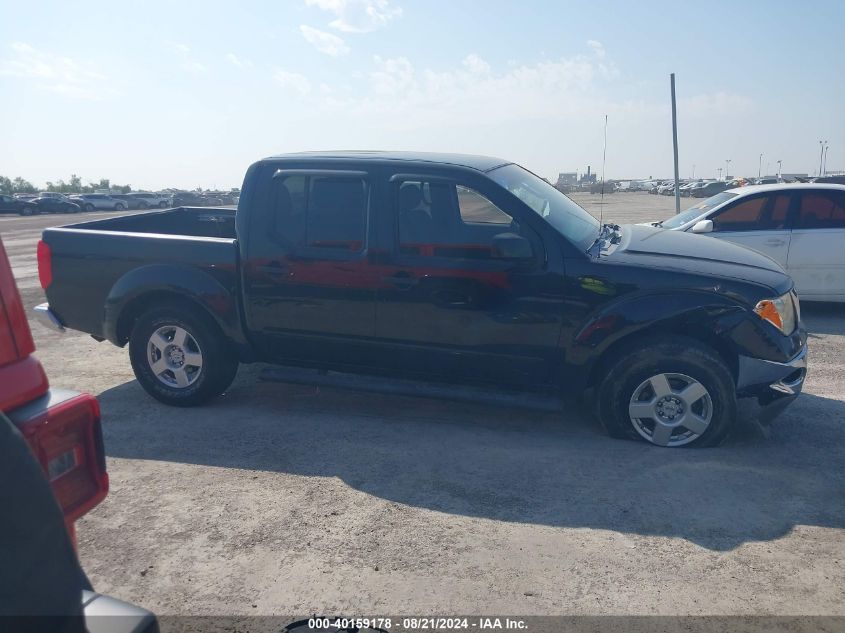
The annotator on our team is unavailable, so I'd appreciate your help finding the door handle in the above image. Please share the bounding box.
[764,239,786,246]
[383,271,418,290]
[257,262,289,276]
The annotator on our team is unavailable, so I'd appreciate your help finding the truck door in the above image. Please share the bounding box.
[241,168,380,366]
[372,173,566,387]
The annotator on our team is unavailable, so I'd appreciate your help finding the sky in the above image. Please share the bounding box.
[1,0,843,191]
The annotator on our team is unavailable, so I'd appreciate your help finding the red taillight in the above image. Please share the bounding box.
[21,393,109,525]
[37,240,52,290]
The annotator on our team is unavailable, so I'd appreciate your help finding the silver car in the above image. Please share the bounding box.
[70,194,128,211]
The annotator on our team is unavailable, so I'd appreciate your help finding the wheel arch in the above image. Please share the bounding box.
[574,293,746,391]
[103,264,249,355]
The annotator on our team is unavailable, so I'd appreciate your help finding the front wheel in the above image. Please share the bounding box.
[596,337,736,447]
[114,203,125,211]
[85,203,95,211]
[129,305,239,406]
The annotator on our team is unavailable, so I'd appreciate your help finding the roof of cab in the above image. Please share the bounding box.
[262,150,511,172]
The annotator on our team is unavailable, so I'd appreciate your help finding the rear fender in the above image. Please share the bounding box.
[104,264,246,348]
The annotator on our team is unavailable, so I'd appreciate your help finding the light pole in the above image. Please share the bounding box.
[819,140,828,176]
[717,167,723,181]
[725,159,731,181]
[758,154,763,179]
[692,164,696,179]
[823,145,830,176]
[777,160,782,179]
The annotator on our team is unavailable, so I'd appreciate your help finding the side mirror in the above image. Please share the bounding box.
[492,232,533,259]
[691,219,714,234]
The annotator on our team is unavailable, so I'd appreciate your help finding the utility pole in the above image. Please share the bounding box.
[717,167,723,181]
[670,73,681,215]
[777,160,782,179]
[692,164,696,179]
[726,159,731,181]
[758,154,763,179]
[823,145,830,176]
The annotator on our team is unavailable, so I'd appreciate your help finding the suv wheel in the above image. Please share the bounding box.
[84,203,95,211]
[114,203,125,211]
[129,305,238,407]
[20,206,35,216]
[596,336,736,447]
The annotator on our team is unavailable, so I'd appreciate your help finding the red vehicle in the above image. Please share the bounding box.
[0,236,157,630]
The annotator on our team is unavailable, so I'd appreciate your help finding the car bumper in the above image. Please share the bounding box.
[34,303,65,332]
[736,342,807,423]
[83,591,159,633]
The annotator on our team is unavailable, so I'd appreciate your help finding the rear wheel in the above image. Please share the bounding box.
[19,206,34,216]
[129,305,239,407]
[596,337,736,447]
[85,203,95,211]
[114,203,125,211]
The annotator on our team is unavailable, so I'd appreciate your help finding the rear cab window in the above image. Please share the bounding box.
[269,170,369,255]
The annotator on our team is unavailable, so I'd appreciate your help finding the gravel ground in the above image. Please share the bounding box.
[2,193,844,616]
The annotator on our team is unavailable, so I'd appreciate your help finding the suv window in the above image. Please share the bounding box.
[272,174,367,251]
[396,179,536,261]
[795,190,845,229]
[711,194,788,231]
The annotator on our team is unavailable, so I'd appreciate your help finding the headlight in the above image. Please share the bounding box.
[754,292,796,334]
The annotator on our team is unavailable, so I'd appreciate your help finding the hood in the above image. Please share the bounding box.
[607,224,792,291]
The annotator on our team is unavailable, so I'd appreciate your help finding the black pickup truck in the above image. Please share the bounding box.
[35,151,807,447]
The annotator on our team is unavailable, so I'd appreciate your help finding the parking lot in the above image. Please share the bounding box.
[3,192,844,615]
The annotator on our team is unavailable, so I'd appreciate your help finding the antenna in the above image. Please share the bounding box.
[599,114,608,229]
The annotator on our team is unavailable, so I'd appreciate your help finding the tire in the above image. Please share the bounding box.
[114,203,125,211]
[129,305,239,407]
[159,201,168,208]
[596,336,736,448]
[138,201,149,210]
[85,203,95,211]
[20,206,34,216]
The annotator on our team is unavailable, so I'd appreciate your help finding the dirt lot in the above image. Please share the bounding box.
[3,193,844,616]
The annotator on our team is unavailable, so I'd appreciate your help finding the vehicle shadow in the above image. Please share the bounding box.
[98,366,845,552]
[801,302,845,336]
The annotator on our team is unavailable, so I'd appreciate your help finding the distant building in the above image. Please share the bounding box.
[555,172,578,187]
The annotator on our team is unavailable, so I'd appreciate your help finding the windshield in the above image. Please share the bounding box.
[660,191,738,229]
[488,163,600,251]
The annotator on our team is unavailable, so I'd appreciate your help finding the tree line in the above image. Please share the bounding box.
[0,174,132,196]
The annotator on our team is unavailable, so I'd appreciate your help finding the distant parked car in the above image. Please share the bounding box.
[69,194,127,211]
[0,194,39,215]
[691,181,730,197]
[651,183,845,302]
[14,193,38,201]
[109,194,144,210]
[168,191,223,207]
[126,192,170,209]
[30,197,82,214]
[37,192,71,201]
[589,181,615,194]
[814,175,845,185]
[755,178,779,185]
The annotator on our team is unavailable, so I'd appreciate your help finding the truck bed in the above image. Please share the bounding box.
[41,207,240,341]
[60,206,237,239]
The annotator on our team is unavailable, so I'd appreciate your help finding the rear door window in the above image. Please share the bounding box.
[272,174,367,252]
[795,190,845,229]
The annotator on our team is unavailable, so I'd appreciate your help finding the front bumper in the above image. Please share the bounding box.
[736,342,807,423]
[34,303,65,332]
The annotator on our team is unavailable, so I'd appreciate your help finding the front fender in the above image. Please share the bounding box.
[567,290,747,387]
[103,264,245,347]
